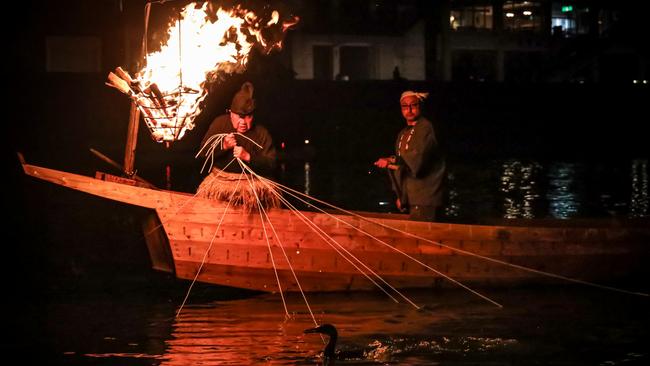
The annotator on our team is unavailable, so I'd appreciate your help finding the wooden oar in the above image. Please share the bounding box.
[89,148,156,189]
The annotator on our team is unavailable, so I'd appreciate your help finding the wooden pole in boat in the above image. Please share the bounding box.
[123,100,141,178]
[122,1,150,179]
[165,142,172,190]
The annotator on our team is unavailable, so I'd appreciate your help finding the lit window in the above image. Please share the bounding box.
[450,5,493,30]
[503,1,542,32]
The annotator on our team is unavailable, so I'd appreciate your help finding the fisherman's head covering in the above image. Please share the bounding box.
[400,90,429,102]
[230,81,255,115]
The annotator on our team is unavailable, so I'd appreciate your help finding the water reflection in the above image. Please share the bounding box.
[325,158,648,220]
[499,160,542,219]
[444,171,460,218]
[546,162,580,219]
[160,292,520,365]
[304,162,311,196]
[72,288,649,365]
[630,159,649,218]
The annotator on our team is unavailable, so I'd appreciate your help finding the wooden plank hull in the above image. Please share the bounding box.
[22,163,650,292]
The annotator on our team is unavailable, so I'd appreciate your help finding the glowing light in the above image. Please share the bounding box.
[523,11,532,16]
[304,139,310,144]
[505,12,515,18]
[106,2,298,143]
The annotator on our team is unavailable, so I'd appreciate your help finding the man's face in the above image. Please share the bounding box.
[400,95,421,123]
[230,111,254,133]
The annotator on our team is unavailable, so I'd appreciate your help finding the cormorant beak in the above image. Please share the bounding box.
[304,326,322,334]
[303,323,338,337]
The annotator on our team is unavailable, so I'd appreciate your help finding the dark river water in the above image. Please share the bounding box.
[9,155,649,365]
[14,285,650,365]
[276,157,649,221]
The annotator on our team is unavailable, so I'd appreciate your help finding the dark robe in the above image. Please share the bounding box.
[390,116,446,212]
[199,114,276,176]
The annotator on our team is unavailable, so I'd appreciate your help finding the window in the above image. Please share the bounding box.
[503,1,542,32]
[551,3,593,37]
[451,5,493,30]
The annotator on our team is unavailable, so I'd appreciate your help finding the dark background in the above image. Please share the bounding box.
[5,1,649,357]
[8,1,649,182]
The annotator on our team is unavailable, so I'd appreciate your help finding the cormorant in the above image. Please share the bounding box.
[304,323,338,365]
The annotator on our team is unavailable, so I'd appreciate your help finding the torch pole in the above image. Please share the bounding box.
[123,100,141,177]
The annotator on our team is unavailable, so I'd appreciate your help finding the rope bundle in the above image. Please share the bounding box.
[196,168,281,211]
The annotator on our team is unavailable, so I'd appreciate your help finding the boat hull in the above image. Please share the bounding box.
[22,162,650,292]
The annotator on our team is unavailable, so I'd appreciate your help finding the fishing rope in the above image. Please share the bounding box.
[143,157,239,238]
[172,135,267,317]
[238,160,324,343]
[196,134,226,173]
[196,133,263,173]
[262,178,649,298]
[250,171,500,308]
[237,160,289,318]
[239,162,401,300]
[175,169,244,318]
[240,163,421,308]
[271,191,404,304]
[238,161,323,329]
[233,163,329,346]
[265,179,501,307]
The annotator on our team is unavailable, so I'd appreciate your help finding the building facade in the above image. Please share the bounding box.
[288,0,647,83]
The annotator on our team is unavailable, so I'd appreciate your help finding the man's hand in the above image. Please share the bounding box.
[374,156,397,169]
[222,133,237,150]
[374,157,391,169]
[233,146,251,162]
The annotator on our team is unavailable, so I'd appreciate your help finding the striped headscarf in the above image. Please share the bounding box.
[400,90,429,102]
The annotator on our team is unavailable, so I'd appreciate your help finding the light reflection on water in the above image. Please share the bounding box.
[546,162,580,219]
[630,159,649,218]
[499,160,542,219]
[59,288,649,365]
[310,158,648,220]
[304,162,311,196]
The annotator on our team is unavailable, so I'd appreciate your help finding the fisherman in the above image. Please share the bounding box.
[373,90,446,221]
[196,81,279,209]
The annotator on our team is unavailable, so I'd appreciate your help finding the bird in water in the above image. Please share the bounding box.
[304,323,338,365]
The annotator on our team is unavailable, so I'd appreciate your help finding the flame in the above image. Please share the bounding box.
[107,2,298,142]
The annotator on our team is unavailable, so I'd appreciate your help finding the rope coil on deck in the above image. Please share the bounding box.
[196,168,281,211]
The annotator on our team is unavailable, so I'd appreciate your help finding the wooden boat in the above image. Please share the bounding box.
[20,158,650,294]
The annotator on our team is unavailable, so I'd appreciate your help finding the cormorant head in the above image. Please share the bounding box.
[304,323,338,365]
[304,323,338,338]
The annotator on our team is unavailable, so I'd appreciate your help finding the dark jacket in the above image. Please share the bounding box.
[199,114,276,176]
[392,117,446,207]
